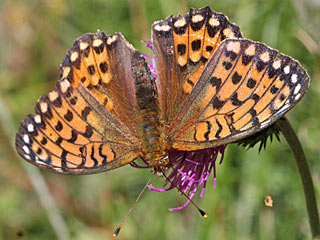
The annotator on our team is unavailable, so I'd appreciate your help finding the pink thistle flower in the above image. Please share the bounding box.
[147,147,226,211]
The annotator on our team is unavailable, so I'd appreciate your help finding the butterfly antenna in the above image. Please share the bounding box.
[159,168,208,218]
[113,174,153,237]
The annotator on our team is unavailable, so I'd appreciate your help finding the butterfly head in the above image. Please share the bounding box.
[153,155,170,177]
[144,150,169,174]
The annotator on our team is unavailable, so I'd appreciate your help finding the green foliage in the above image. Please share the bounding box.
[0,0,319,239]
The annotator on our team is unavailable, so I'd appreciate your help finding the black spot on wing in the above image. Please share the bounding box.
[92,39,104,54]
[67,130,78,143]
[209,76,222,89]
[215,119,223,138]
[87,65,95,75]
[270,85,279,94]
[99,62,108,73]
[247,78,256,88]
[267,64,279,78]
[206,46,213,52]
[40,137,47,145]
[191,40,201,51]
[64,110,73,122]
[231,93,243,106]
[242,54,254,65]
[70,96,77,105]
[211,97,225,109]
[177,44,187,55]
[99,144,107,164]
[226,50,237,61]
[61,150,68,168]
[232,72,242,84]
[204,121,211,141]
[84,125,93,138]
[251,93,260,103]
[79,146,86,167]
[55,137,63,146]
[90,145,98,167]
[36,148,42,155]
[256,59,267,72]
[55,121,63,131]
[223,61,232,70]
[187,78,195,87]
[81,106,91,120]
[52,96,62,108]
[249,108,257,117]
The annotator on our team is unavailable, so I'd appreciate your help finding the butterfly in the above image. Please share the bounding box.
[15,6,309,178]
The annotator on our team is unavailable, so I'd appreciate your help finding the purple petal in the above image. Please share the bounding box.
[141,40,153,50]
[147,184,166,192]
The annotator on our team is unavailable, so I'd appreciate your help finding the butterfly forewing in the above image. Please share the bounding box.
[152,6,242,136]
[169,39,309,150]
[16,32,146,174]
[62,32,143,140]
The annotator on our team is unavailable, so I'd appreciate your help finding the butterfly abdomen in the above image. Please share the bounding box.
[132,52,166,164]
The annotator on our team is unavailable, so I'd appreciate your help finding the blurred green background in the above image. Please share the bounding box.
[0,0,319,239]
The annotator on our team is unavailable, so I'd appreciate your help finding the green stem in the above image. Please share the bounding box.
[277,117,320,239]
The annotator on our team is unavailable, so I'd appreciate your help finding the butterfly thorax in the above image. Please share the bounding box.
[131,51,169,169]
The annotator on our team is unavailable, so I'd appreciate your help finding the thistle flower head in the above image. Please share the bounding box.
[147,146,226,211]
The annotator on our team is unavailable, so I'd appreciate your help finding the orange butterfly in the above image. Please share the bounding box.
[15,6,309,210]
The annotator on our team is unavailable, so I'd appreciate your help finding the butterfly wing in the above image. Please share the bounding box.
[152,7,309,151]
[169,39,309,150]
[16,32,145,174]
[152,6,242,137]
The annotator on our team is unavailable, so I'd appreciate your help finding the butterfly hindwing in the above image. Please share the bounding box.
[169,39,309,150]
